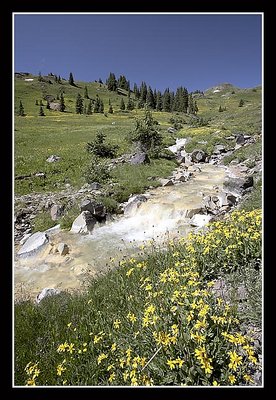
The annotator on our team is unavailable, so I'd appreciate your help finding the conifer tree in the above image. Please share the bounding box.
[146,86,155,109]
[106,72,117,91]
[120,98,125,110]
[87,99,92,115]
[58,75,62,84]
[108,104,114,114]
[60,93,66,112]
[162,88,171,112]
[239,99,244,107]
[84,85,89,99]
[35,100,39,106]
[99,100,104,113]
[46,101,50,110]
[75,93,83,114]
[155,91,163,111]
[69,72,75,86]
[39,106,45,116]
[38,71,43,82]
[18,100,25,116]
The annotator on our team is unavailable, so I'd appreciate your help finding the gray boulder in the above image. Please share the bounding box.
[80,199,105,218]
[190,214,213,227]
[36,288,60,304]
[191,149,208,163]
[70,211,97,234]
[18,232,49,257]
[124,195,147,216]
[130,152,150,165]
[236,134,245,145]
[89,182,101,190]
[49,102,61,111]
[161,179,174,187]
[57,243,69,256]
[213,144,226,155]
[46,155,61,163]
[50,204,64,221]
[223,176,254,194]
[167,127,177,133]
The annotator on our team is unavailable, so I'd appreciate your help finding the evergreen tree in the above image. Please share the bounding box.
[118,75,129,90]
[106,72,117,91]
[84,85,89,99]
[108,104,114,114]
[99,78,103,84]
[128,110,162,151]
[99,100,104,113]
[239,99,244,107]
[155,91,163,111]
[75,93,83,114]
[39,100,43,106]
[69,72,75,86]
[58,75,62,84]
[219,105,223,112]
[35,100,39,106]
[94,95,101,113]
[146,86,155,109]
[120,98,125,110]
[169,91,175,112]
[140,81,148,103]
[87,99,93,115]
[38,71,43,82]
[162,88,171,112]
[60,93,66,112]
[46,100,50,110]
[57,94,60,100]
[54,75,58,83]
[133,83,140,98]
[18,100,25,116]
[188,94,195,114]
[39,106,45,116]
[127,97,135,111]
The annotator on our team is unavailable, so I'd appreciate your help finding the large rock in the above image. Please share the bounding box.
[70,211,97,234]
[36,288,60,304]
[124,195,147,216]
[185,208,203,219]
[49,102,61,111]
[17,232,49,256]
[161,179,174,187]
[223,176,254,194]
[50,204,64,221]
[190,214,213,227]
[46,155,61,163]
[213,144,226,155]
[236,134,245,145]
[191,149,208,163]
[80,199,105,218]
[57,243,69,256]
[130,152,150,165]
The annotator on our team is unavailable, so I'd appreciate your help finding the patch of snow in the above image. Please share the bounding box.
[25,78,34,82]
[213,89,220,93]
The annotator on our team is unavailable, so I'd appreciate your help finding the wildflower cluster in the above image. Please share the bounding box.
[23,210,261,386]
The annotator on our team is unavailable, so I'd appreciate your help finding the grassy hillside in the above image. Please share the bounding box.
[14,76,262,197]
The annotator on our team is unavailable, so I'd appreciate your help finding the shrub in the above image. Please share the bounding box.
[86,132,119,158]
[83,155,111,184]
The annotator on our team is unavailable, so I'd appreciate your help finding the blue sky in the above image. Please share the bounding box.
[14,13,262,92]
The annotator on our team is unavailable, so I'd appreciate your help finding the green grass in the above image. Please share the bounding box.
[15,209,262,386]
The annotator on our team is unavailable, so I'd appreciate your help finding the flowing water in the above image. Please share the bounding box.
[14,163,226,301]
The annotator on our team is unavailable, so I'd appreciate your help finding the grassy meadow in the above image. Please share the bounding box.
[14,74,262,386]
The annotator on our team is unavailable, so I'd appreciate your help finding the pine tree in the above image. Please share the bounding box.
[46,101,50,110]
[35,100,39,106]
[84,85,89,99]
[239,99,244,107]
[18,100,25,116]
[155,91,163,111]
[127,97,135,111]
[194,101,199,114]
[94,95,101,113]
[162,88,171,112]
[146,86,155,109]
[219,105,223,112]
[39,106,45,116]
[133,83,140,98]
[108,104,113,114]
[38,71,43,82]
[69,72,75,86]
[188,94,195,114]
[39,100,43,106]
[87,99,92,115]
[60,93,66,112]
[140,82,148,103]
[99,100,104,113]
[58,75,62,84]
[106,72,117,91]
[120,98,125,110]
[75,93,83,114]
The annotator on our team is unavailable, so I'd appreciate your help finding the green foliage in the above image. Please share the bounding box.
[31,211,56,232]
[222,139,262,165]
[86,131,118,158]
[83,155,111,184]
[60,93,66,112]
[69,72,75,86]
[39,106,45,116]
[128,110,162,151]
[84,86,89,99]
[59,205,80,230]
[75,94,83,114]
[18,100,25,116]
[107,72,117,91]
[98,196,120,214]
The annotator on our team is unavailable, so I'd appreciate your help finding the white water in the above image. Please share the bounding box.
[14,163,226,300]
